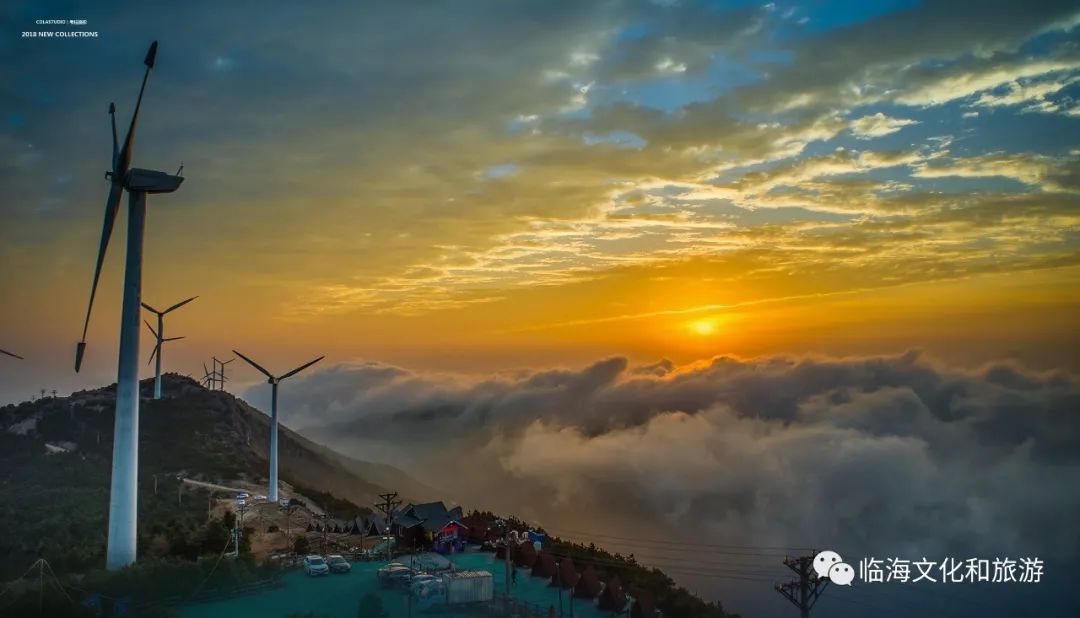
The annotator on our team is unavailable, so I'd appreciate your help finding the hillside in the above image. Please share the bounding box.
[0,373,433,577]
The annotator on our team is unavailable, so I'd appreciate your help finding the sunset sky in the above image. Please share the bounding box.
[1,0,1078,400]
[4,3,1080,615]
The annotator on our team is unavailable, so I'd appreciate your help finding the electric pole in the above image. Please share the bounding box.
[775,553,828,618]
[374,492,401,561]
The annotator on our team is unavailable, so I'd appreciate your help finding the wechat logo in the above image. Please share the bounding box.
[814,550,854,586]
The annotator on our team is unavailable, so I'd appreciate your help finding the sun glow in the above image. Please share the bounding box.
[689,319,718,336]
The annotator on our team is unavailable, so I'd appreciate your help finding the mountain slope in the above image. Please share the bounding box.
[0,373,431,577]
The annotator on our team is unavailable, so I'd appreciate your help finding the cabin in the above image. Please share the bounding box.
[397,501,468,552]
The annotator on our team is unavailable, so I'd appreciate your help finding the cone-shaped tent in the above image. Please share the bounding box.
[514,541,538,568]
[468,526,489,543]
[574,564,603,599]
[630,589,657,618]
[532,551,557,578]
[554,557,580,589]
[598,576,627,613]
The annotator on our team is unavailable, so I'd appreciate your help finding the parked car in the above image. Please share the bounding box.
[327,554,351,573]
[377,563,415,586]
[303,555,330,576]
[409,574,438,591]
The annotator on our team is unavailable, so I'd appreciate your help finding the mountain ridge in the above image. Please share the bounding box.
[0,373,436,577]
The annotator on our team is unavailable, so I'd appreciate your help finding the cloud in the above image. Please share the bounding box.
[913,152,1080,192]
[849,113,919,139]
[271,351,1080,582]
[973,74,1080,114]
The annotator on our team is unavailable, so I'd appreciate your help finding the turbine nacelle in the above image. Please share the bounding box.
[126,168,184,194]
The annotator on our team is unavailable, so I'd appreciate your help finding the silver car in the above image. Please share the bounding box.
[303,555,330,576]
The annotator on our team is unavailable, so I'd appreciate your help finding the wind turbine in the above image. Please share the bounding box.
[142,296,196,399]
[72,41,185,570]
[200,362,215,388]
[1,349,23,360]
[233,350,323,503]
[213,355,234,391]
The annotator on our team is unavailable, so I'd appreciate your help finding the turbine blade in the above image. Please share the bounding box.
[147,343,160,366]
[144,41,158,67]
[143,319,158,339]
[109,103,118,166]
[164,336,185,342]
[117,41,158,177]
[279,355,325,381]
[0,348,24,360]
[141,302,161,315]
[233,350,274,380]
[163,295,197,314]
[76,180,124,373]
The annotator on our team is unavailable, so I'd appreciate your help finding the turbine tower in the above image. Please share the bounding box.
[233,350,323,503]
[73,41,185,570]
[142,296,196,399]
[1,349,23,360]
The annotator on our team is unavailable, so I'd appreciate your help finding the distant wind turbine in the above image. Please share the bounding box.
[1,348,23,360]
[201,362,215,388]
[72,41,185,570]
[142,296,196,399]
[213,355,234,391]
[233,350,324,503]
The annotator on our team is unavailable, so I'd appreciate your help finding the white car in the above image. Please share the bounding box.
[303,555,330,576]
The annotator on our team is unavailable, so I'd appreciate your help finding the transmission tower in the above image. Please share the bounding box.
[775,553,829,618]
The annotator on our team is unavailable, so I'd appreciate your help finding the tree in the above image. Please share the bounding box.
[293,535,311,555]
[357,592,389,618]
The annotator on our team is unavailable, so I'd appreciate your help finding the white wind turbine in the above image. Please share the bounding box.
[73,41,185,570]
[142,296,196,399]
[233,350,323,503]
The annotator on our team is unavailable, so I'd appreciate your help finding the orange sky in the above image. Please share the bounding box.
[2,1,1079,402]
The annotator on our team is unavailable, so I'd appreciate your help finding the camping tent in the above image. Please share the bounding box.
[531,551,557,578]
[630,589,657,618]
[574,564,602,599]
[554,557,580,589]
[514,541,538,568]
[598,576,627,613]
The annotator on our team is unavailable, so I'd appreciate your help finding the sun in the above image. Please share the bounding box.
[689,319,717,336]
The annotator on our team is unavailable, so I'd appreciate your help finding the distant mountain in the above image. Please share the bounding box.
[0,373,435,577]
